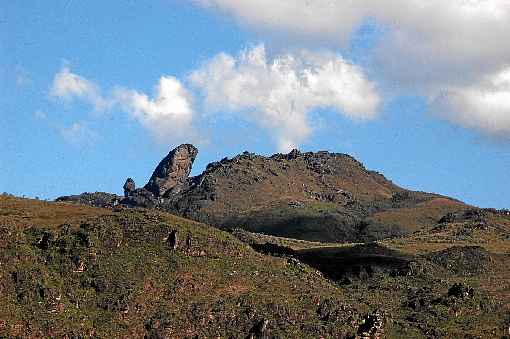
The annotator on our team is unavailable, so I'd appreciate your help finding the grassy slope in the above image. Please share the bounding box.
[1,196,509,338]
[0,196,351,338]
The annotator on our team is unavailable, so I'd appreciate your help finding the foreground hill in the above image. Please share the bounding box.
[1,195,510,338]
[59,145,469,243]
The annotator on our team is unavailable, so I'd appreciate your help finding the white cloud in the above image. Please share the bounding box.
[60,122,98,146]
[193,0,510,78]
[372,0,510,89]
[49,66,196,145]
[113,76,195,143]
[189,44,380,151]
[193,0,367,44]
[192,0,510,137]
[50,66,109,111]
[432,67,510,136]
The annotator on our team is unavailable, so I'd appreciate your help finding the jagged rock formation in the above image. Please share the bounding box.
[160,146,468,242]
[57,144,469,243]
[144,144,198,197]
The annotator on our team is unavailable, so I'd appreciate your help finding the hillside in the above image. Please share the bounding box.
[59,145,469,243]
[166,148,468,242]
[1,195,510,338]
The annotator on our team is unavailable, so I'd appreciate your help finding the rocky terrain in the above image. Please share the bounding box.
[14,144,506,337]
[58,144,469,243]
[1,194,510,338]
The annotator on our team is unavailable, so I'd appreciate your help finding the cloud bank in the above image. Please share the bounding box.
[433,67,510,136]
[193,0,510,138]
[194,0,510,75]
[190,45,380,151]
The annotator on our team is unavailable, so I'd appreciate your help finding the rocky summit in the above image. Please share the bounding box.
[4,144,510,338]
[58,144,469,243]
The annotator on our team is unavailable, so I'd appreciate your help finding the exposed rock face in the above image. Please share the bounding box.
[144,144,198,197]
[167,230,178,249]
[56,192,121,207]
[123,178,136,197]
[161,147,468,243]
[56,144,468,243]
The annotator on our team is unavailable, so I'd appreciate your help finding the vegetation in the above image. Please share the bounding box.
[1,195,509,338]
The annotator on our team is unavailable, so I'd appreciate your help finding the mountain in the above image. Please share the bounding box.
[1,194,509,337]
[60,144,468,243]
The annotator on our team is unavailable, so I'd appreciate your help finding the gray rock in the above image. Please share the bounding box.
[123,178,136,197]
[145,144,198,197]
[168,230,178,250]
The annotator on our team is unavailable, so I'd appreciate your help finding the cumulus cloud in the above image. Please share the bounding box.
[192,0,510,137]
[432,67,510,136]
[50,66,110,111]
[113,76,195,143]
[372,0,510,89]
[194,0,510,76]
[189,44,380,151]
[49,65,196,145]
[194,0,367,44]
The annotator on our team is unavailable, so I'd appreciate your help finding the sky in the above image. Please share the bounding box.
[1,0,510,208]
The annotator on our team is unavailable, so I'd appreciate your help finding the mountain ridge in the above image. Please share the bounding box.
[58,144,469,243]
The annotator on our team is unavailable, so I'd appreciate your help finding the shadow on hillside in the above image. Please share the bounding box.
[294,244,412,283]
[249,242,413,284]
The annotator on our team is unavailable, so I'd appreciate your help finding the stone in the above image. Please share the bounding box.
[167,230,178,250]
[448,283,474,299]
[287,149,301,159]
[145,144,198,197]
[185,233,192,249]
[249,319,269,338]
[123,178,136,197]
[357,310,385,339]
[121,188,158,208]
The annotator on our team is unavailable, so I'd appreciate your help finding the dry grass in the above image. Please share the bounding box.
[0,195,110,231]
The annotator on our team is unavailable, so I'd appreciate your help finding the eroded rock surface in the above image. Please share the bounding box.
[144,144,198,197]
[56,143,468,243]
[123,178,136,197]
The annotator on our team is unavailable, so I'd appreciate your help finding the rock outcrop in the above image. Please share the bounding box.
[144,144,198,197]
[123,178,136,197]
[56,143,468,243]
[159,146,467,243]
[56,192,121,207]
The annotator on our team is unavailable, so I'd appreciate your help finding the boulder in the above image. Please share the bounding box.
[144,144,198,197]
[123,178,136,197]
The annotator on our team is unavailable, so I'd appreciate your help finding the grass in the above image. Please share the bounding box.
[1,195,509,338]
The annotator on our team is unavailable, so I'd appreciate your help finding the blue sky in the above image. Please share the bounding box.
[1,1,510,209]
